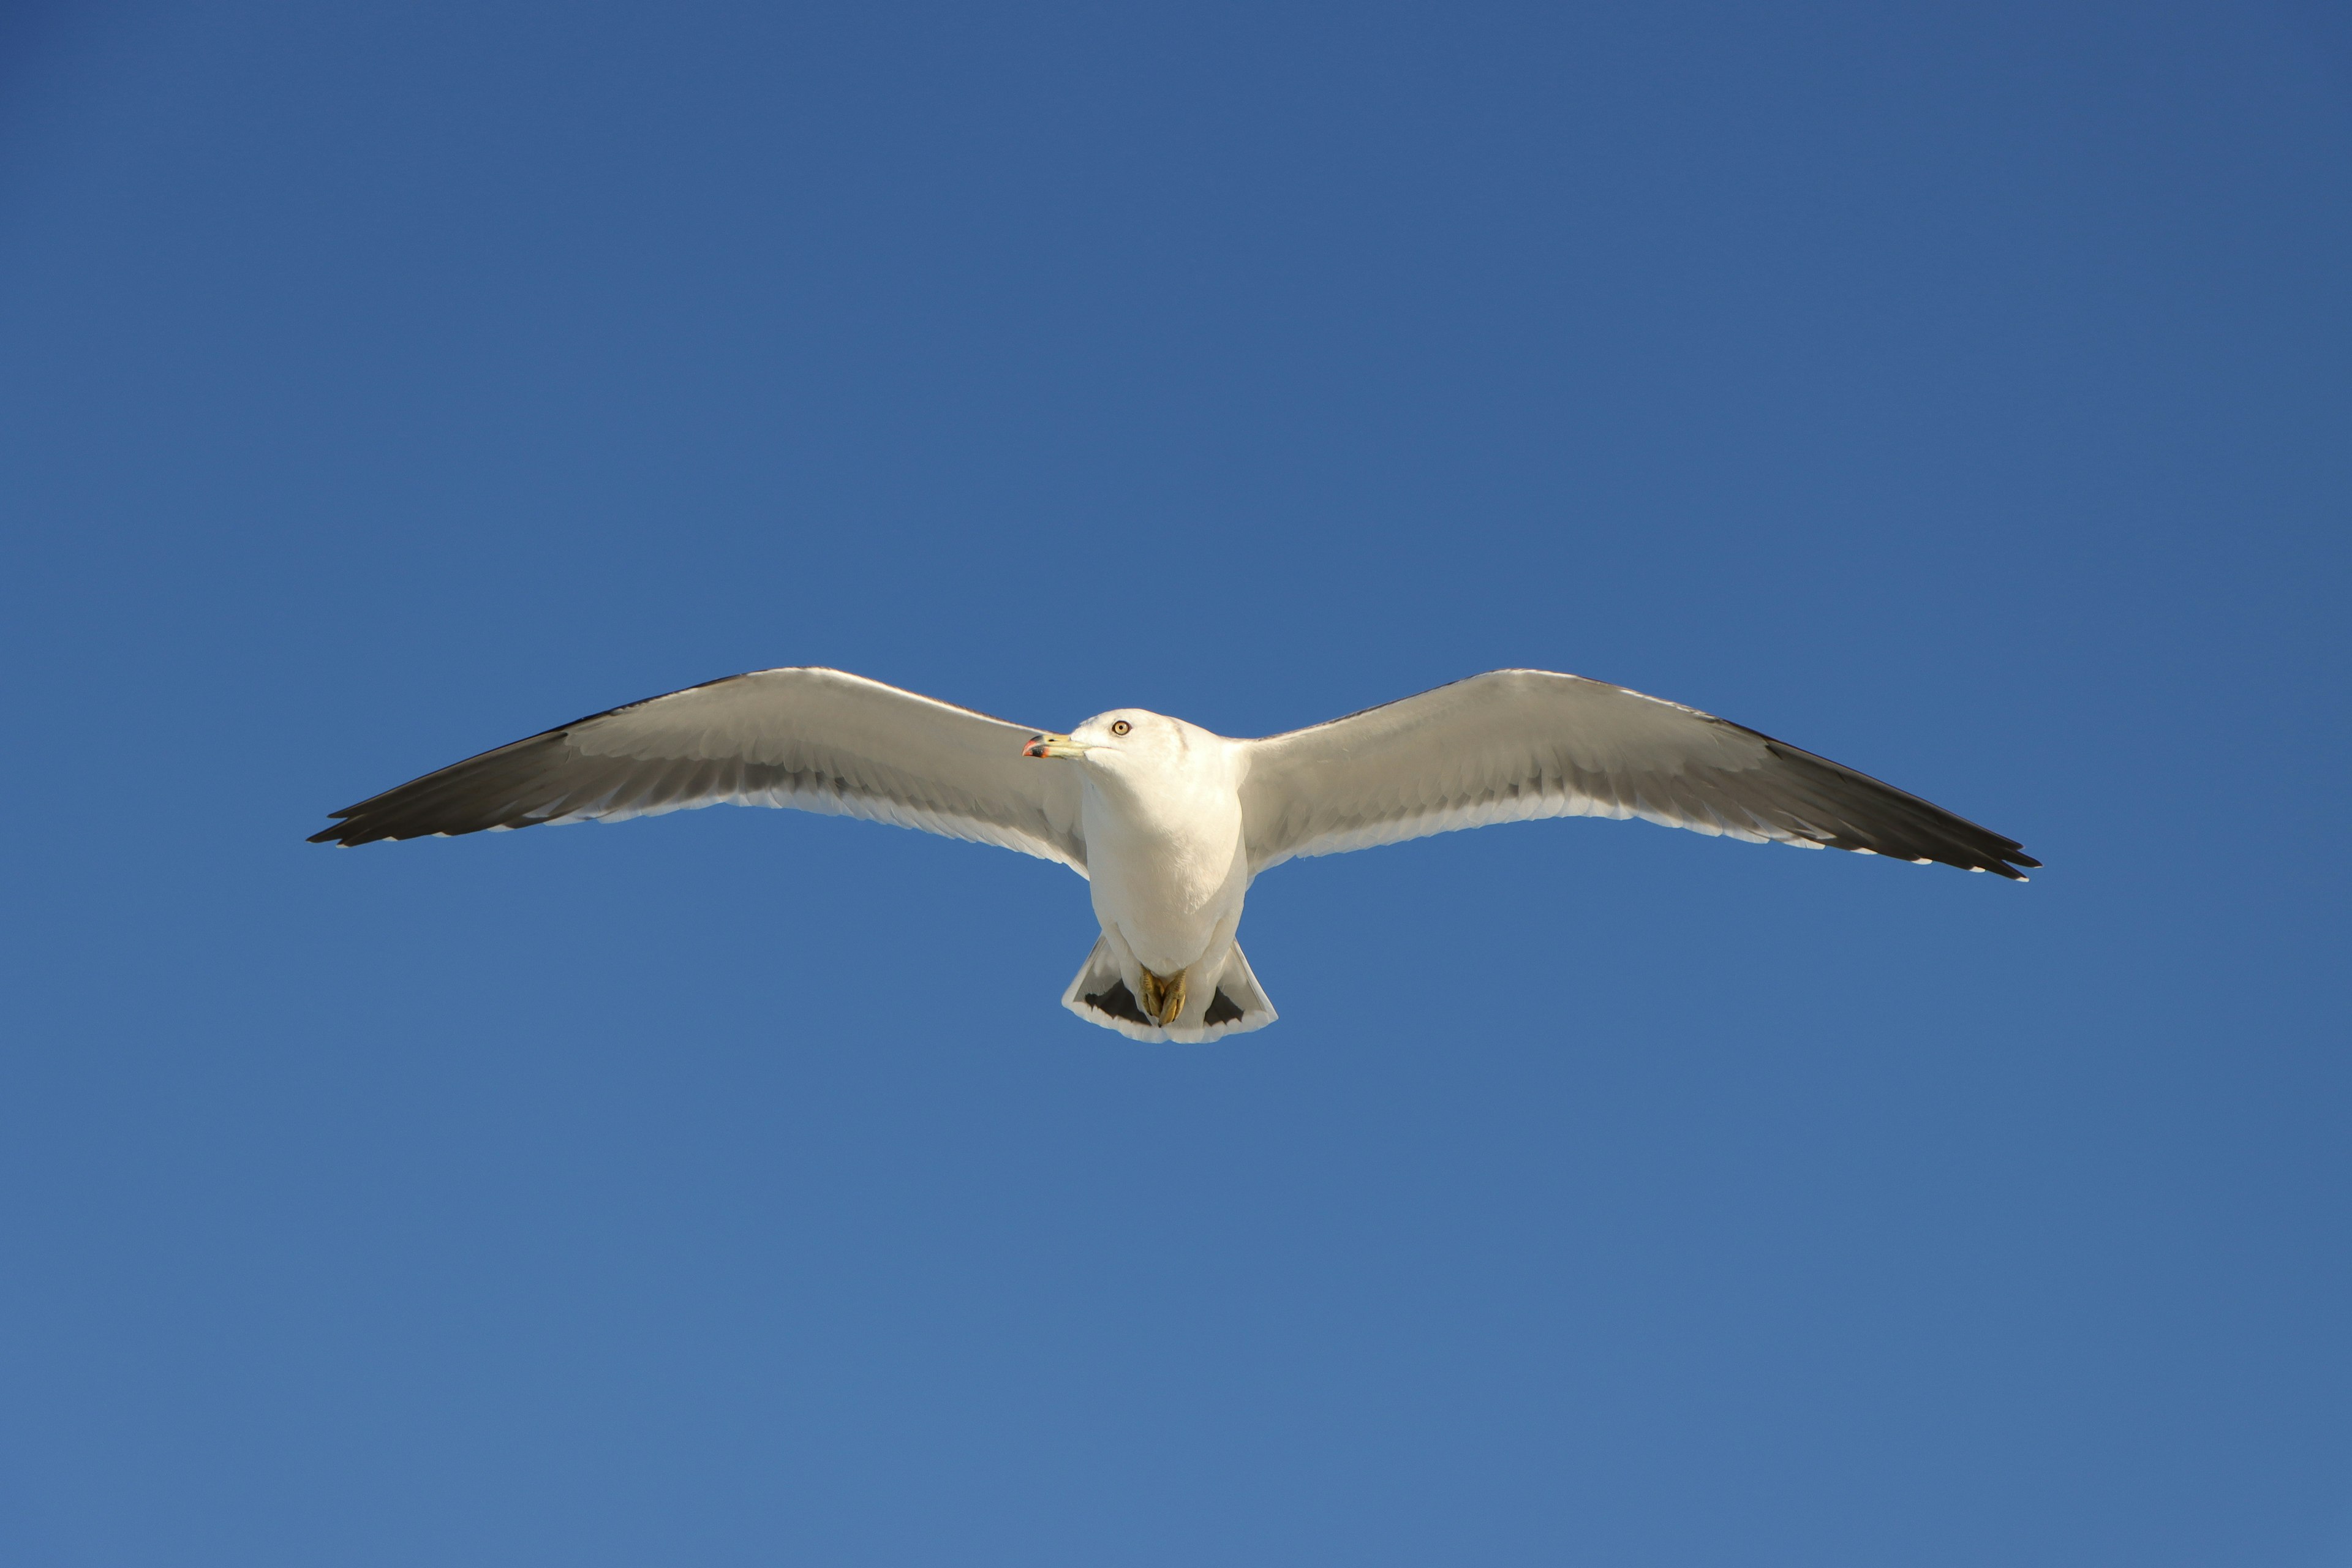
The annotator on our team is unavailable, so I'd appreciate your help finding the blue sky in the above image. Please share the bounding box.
[2,2,2347,1563]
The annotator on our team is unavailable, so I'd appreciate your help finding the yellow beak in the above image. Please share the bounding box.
[1022,733,1091,760]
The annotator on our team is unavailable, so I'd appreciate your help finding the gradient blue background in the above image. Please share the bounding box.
[4,3,2348,1563]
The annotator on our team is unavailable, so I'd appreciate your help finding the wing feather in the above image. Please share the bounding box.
[310,667,1087,872]
[1239,669,2035,878]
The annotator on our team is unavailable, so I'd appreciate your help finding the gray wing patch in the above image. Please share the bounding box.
[310,667,1088,871]
[1240,669,2036,879]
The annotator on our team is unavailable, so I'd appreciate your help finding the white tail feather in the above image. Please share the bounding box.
[1059,934,1277,1043]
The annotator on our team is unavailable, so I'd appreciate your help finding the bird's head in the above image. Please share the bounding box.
[1022,709,1185,769]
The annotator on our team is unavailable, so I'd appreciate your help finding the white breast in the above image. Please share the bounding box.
[1080,737,1251,976]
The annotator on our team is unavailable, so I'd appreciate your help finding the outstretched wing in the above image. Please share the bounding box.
[1238,669,2035,879]
[311,666,1087,872]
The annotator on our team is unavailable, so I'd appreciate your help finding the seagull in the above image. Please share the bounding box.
[311,667,2035,1041]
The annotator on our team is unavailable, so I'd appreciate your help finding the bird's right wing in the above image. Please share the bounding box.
[1238,669,2034,878]
[310,666,1088,873]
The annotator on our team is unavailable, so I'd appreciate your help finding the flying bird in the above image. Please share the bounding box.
[311,667,2035,1041]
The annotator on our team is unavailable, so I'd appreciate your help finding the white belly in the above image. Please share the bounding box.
[1082,780,1249,976]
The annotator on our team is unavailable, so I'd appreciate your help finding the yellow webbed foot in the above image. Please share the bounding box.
[1139,967,1188,1027]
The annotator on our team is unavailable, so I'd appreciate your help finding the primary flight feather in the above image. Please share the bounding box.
[311,667,2036,1041]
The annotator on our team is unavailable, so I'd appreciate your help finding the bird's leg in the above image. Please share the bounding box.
[1140,967,1187,1027]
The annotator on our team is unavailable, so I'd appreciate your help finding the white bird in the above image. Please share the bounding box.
[312,667,2035,1041]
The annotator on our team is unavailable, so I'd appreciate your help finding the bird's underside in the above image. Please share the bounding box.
[311,666,2037,1041]
[1058,933,1275,1044]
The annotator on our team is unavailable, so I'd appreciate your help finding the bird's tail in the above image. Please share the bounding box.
[1060,935,1277,1044]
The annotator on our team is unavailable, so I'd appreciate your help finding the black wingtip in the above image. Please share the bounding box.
[307,810,365,846]
[1982,843,2040,879]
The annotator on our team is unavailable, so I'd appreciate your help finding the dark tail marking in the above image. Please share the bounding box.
[1082,981,1248,1028]
[1083,981,1151,1025]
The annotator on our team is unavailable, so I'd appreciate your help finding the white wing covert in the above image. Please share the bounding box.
[311,667,1087,872]
[1239,669,2035,879]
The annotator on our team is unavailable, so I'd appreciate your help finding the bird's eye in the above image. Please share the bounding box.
[1110,720,1131,736]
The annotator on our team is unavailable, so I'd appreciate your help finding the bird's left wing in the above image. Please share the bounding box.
[310,666,1087,872]
[1238,669,2034,878]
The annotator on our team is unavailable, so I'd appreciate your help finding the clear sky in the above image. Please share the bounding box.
[2,2,2348,1564]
